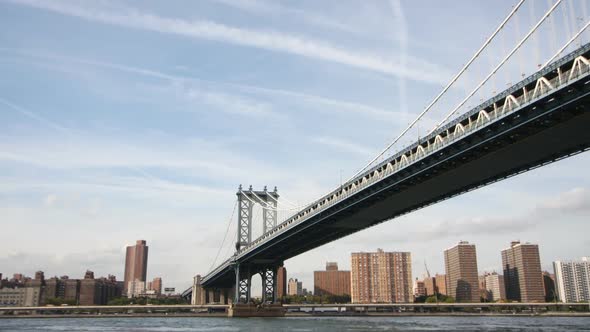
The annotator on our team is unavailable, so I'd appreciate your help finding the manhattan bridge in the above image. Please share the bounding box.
[182,0,590,310]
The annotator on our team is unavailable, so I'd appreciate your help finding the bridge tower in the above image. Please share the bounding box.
[234,185,280,304]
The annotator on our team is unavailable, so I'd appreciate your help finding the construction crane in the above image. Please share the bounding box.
[424,260,431,279]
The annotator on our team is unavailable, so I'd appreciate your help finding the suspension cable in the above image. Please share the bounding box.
[208,200,238,272]
[347,0,526,181]
[430,0,562,133]
[240,189,301,212]
[542,20,590,69]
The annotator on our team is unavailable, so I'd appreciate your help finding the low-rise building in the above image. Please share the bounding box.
[435,274,447,296]
[414,278,426,298]
[148,277,162,295]
[313,262,351,297]
[0,287,42,306]
[127,280,146,298]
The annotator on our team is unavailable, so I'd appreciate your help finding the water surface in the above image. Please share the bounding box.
[1,316,589,331]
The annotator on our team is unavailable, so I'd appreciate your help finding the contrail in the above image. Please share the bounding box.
[0,96,169,188]
[0,97,71,136]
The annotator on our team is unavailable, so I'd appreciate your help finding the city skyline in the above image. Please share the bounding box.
[2,240,587,303]
[1,236,587,295]
[1,0,590,293]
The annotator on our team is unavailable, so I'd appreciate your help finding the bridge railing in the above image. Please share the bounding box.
[203,44,590,282]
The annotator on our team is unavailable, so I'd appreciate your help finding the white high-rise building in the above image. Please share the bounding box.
[127,280,146,298]
[484,272,506,301]
[553,257,590,303]
[288,278,303,296]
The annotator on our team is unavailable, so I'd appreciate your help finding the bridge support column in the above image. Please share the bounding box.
[262,186,279,233]
[191,275,206,305]
[236,185,280,248]
[237,185,253,249]
[273,266,279,303]
[261,266,277,304]
[208,289,215,304]
[234,264,251,304]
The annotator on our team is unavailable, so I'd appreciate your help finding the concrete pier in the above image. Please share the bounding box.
[227,304,285,317]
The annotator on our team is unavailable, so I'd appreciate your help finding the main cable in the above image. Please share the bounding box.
[346,0,526,181]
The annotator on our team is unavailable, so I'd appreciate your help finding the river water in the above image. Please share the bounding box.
[0,316,589,331]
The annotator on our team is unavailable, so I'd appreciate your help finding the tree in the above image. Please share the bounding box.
[424,294,455,303]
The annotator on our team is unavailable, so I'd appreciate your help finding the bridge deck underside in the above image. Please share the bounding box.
[203,63,590,289]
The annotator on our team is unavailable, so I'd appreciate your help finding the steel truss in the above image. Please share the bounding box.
[261,267,276,303]
[236,185,279,250]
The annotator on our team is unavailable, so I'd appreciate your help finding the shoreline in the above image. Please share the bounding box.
[1,312,589,319]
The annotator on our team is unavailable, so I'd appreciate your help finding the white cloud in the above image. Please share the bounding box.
[7,0,451,84]
[311,136,374,157]
[0,48,410,122]
[536,187,590,213]
[210,0,358,34]
[175,83,278,118]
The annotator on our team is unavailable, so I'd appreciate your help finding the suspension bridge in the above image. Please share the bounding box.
[184,0,590,315]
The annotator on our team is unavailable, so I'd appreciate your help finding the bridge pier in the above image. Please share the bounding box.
[191,275,207,305]
[192,275,234,305]
[234,264,252,304]
[202,185,286,316]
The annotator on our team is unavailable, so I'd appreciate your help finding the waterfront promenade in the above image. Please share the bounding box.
[1,303,589,318]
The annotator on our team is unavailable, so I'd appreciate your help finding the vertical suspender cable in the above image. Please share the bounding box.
[542,20,590,69]
[561,0,572,44]
[567,0,578,46]
[430,0,562,133]
[547,0,558,54]
[347,0,526,181]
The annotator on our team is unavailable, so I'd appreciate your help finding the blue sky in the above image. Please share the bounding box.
[1,0,589,293]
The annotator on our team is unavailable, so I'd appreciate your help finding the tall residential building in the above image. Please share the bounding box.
[444,241,479,302]
[351,249,412,303]
[79,270,100,306]
[34,271,45,284]
[124,240,149,295]
[64,279,80,304]
[288,278,302,296]
[501,241,544,302]
[314,262,351,297]
[478,275,489,301]
[553,257,590,303]
[435,274,447,295]
[45,277,67,300]
[484,272,506,301]
[277,267,287,299]
[543,272,556,302]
